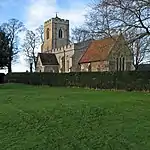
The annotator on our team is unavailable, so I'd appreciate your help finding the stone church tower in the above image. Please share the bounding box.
[41,15,70,52]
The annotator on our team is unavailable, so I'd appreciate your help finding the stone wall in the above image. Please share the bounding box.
[36,65,45,72]
[44,65,59,73]
[91,61,109,72]
[80,61,109,72]
[36,56,45,72]
[51,44,75,72]
[72,40,92,72]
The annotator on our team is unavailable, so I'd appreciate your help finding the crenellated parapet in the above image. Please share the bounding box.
[51,44,75,53]
[44,17,69,26]
[44,19,52,25]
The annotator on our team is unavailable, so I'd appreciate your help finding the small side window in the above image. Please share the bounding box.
[59,29,63,38]
[46,28,49,39]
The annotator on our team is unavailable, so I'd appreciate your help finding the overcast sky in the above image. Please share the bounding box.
[0,0,91,73]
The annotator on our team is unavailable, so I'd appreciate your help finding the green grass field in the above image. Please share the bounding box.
[0,84,150,150]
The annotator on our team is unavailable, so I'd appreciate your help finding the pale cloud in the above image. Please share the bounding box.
[11,0,89,72]
[25,0,56,30]
[25,0,88,30]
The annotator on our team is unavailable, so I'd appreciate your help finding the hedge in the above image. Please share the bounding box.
[0,73,5,84]
[6,71,150,91]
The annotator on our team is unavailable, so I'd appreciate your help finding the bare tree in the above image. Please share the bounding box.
[0,18,25,72]
[124,27,150,69]
[85,1,115,38]
[71,26,93,43]
[86,0,150,42]
[36,25,44,44]
[22,30,40,71]
[131,36,150,70]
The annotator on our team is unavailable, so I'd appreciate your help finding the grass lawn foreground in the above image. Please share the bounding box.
[0,83,150,150]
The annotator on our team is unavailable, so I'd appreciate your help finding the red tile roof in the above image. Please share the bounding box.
[79,36,119,63]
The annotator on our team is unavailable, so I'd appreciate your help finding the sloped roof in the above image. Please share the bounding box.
[38,53,59,65]
[79,36,119,63]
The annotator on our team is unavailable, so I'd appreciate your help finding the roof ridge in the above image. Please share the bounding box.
[95,35,119,42]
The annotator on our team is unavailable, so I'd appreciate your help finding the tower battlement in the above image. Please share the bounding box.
[44,17,69,26]
[51,44,74,53]
[44,19,51,25]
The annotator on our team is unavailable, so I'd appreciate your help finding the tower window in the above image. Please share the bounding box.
[59,29,63,38]
[46,28,49,39]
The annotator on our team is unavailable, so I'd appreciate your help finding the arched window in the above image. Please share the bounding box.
[67,60,69,72]
[116,58,119,71]
[122,57,125,71]
[59,29,63,38]
[119,57,122,71]
[46,28,49,39]
[88,63,91,72]
[116,56,125,71]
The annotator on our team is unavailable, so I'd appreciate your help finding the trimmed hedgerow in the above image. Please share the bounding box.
[0,73,5,84]
[6,71,150,91]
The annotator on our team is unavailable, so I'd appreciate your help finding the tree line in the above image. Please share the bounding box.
[0,18,44,73]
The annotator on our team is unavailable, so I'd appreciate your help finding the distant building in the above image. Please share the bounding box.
[36,15,134,73]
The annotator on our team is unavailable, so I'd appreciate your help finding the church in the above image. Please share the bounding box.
[36,15,134,73]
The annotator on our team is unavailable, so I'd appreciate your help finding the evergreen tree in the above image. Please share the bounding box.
[0,31,10,69]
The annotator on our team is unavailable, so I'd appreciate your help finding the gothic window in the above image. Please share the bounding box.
[67,60,69,71]
[122,57,125,71]
[46,28,49,39]
[88,63,91,72]
[59,28,63,38]
[116,57,125,71]
[119,57,122,71]
[116,58,119,71]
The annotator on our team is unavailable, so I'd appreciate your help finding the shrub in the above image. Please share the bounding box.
[0,73,5,84]
[6,71,150,91]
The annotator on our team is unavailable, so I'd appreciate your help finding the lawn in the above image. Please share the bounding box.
[0,84,150,150]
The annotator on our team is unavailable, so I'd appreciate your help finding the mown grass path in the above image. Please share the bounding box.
[0,84,150,150]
